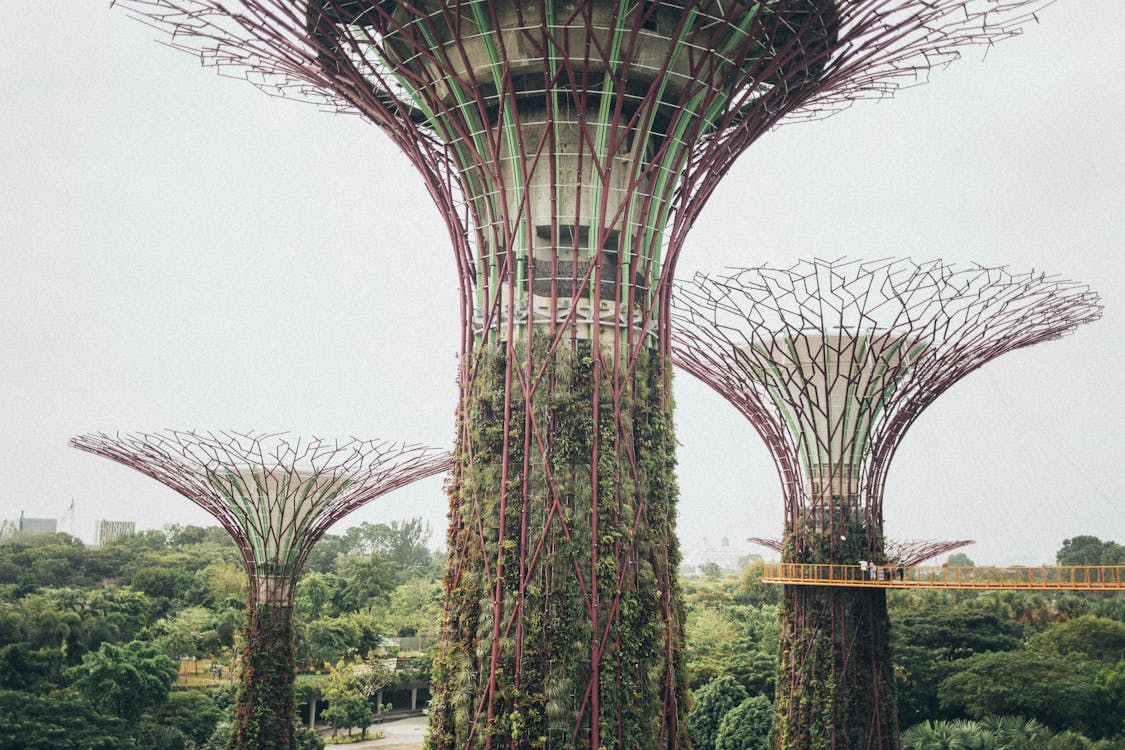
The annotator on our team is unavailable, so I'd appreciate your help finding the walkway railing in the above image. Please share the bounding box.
[760,563,1125,590]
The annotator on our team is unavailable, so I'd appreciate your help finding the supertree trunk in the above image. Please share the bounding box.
[237,587,300,748]
[430,337,687,749]
[774,528,897,750]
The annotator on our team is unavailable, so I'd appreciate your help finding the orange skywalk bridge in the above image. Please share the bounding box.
[761,563,1125,591]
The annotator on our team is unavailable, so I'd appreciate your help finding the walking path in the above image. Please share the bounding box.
[320,715,427,749]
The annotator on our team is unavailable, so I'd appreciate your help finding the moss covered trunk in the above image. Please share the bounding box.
[773,529,898,750]
[428,338,689,750]
[234,600,297,750]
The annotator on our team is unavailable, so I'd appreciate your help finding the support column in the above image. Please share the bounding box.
[428,340,688,749]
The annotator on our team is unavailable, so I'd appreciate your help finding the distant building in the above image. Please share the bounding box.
[681,535,756,576]
[18,513,57,535]
[97,520,136,546]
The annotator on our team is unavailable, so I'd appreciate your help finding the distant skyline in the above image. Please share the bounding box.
[1,2,1123,566]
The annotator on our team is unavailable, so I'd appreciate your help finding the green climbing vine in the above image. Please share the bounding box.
[232,601,298,750]
[774,522,899,750]
[428,335,688,749]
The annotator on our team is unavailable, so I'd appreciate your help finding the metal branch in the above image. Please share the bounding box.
[749,536,974,566]
[70,429,451,604]
[672,257,1100,545]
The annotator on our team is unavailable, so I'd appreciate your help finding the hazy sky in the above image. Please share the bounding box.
[1,2,1122,565]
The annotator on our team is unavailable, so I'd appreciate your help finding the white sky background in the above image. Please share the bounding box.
[1,2,1122,566]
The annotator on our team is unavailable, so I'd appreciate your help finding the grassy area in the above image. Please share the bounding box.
[175,659,235,688]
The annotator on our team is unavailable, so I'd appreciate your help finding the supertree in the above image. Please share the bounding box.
[671,258,1101,749]
[70,430,450,750]
[103,1,1060,746]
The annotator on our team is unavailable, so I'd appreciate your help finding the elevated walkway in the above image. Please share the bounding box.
[761,563,1125,591]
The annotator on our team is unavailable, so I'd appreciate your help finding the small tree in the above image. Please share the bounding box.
[67,640,179,721]
[688,675,750,750]
[715,695,773,750]
[322,656,391,739]
[1057,536,1125,567]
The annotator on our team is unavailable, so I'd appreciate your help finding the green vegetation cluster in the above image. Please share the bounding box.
[2,509,1121,750]
[772,521,897,749]
[683,537,1125,750]
[428,339,688,750]
[0,518,445,749]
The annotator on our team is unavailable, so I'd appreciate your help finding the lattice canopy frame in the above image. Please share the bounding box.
[672,258,1100,750]
[672,258,1101,552]
[70,430,450,750]
[109,0,1052,351]
[71,430,450,603]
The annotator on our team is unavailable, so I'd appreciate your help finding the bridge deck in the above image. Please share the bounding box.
[761,563,1125,591]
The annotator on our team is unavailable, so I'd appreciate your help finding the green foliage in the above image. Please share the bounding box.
[67,640,179,721]
[1026,615,1125,663]
[428,338,687,749]
[130,565,196,602]
[232,604,298,750]
[715,694,773,750]
[141,724,190,750]
[0,688,138,749]
[681,571,779,696]
[700,561,723,578]
[343,519,441,584]
[902,718,979,750]
[892,596,1023,725]
[319,655,392,738]
[143,689,224,746]
[333,554,396,612]
[1057,536,1125,567]
[296,612,382,669]
[200,721,232,750]
[297,726,327,749]
[735,560,780,608]
[902,716,1056,750]
[689,675,750,750]
[938,651,1099,733]
[0,642,62,691]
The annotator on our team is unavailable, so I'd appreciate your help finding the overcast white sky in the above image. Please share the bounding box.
[1,2,1122,565]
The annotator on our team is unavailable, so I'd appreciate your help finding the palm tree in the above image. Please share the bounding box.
[950,719,993,750]
[978,716,1049,749]
[902,720,970,750]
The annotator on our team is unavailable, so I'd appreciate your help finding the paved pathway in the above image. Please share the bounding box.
[321,715,428,749]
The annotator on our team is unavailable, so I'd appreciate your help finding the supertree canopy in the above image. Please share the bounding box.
[105,2,1058,747]
[671,257,1101,749]
[70,430,450,750]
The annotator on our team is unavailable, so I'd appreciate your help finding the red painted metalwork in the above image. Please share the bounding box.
[104,3,1064,748]
[672,259,1100,544]
[69,430,450,605]
[70,430,449,749]
[749,537,974,567]
[671,258,1100,749]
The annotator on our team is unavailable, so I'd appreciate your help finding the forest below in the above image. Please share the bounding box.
[0,522,1121,749]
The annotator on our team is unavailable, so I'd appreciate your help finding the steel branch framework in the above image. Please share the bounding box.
[748,536,975,566]
[672,257,1101,538]
[105,2,1061,748]
[70,430,450,749]
[671,257,1101,749]
[106,0,1054,354]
